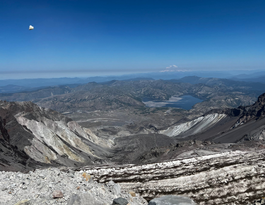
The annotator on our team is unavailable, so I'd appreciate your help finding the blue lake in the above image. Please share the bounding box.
[142,95,203,110]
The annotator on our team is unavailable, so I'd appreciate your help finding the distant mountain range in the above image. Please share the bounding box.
[0,70,264,91]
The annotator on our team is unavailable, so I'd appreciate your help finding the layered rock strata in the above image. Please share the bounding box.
[83,150,265,205]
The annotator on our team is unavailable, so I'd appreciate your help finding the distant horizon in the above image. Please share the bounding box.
[0,69,265,80]
[1,0,265,79]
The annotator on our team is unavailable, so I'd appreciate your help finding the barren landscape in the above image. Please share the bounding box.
[0,77,265,204]
[2,1,265,204]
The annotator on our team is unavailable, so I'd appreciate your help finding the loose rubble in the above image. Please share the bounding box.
[1,151,265,205]
[0,168,147,205]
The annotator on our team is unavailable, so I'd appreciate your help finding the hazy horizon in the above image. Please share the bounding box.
[1,0,265,79]
[0,69,265,81]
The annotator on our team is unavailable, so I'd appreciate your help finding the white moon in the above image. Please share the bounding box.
[29,25,34,30]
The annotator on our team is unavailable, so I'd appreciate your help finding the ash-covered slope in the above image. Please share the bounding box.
[0,101,112,171]
[159,113,227,137]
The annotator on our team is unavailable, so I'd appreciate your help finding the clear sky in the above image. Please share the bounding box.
[0,0,265,79]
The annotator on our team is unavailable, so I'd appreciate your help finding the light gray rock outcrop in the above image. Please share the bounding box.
[83,150,265,205]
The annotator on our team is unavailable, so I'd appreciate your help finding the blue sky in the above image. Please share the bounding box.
[0,0,265,79]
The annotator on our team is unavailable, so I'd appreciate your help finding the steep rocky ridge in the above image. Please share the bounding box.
[0,105,47,172]
[0,101,113,171]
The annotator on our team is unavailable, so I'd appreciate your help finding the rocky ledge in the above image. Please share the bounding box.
[1,150,265,205]
[82,150,265,205]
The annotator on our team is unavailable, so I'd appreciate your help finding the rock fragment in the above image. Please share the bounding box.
[52,190,64,198]
[112,197,129,205]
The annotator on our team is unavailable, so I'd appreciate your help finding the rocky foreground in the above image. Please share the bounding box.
[83,150,265,205]
[0,167,147,205]
[0,93,265,204]
[1,150,265,205]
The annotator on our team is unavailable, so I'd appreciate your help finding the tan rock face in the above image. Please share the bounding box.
[83,150,265,205]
